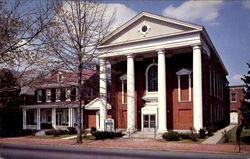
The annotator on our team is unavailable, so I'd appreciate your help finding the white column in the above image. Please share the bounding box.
[37,108,41,130]
[23,108,27,129]
[157,49,167,133]
[52,108,56,128]
[99,58,107,131]
[127,54,135,132]
[192,45,203,130]
[68,108,72,127]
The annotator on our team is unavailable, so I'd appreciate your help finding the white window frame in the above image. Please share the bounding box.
[176,68,192,102]
[56,88,61,102]
[46,89,51,102]
[145,63,158,93]
[119,74,127,104]
[230,92,237,103]
[37,90,42,103]
[65,88,71,101]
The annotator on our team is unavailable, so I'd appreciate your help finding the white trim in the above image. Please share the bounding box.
[176,68,192,102]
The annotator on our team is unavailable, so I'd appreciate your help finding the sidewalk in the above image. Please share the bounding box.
[202,125,237,144]
[0,137,250,154]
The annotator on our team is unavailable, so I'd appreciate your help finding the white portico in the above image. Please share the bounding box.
[97,12,228,132]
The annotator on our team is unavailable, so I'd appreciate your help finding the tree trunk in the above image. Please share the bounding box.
[76,64,83,144]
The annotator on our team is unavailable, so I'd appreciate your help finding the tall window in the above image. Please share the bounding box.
[176,68,192,102]
[120,75,127,104]
[37,90,42,103]
[46,89,51,102]
[230,92,237,102]
[56,89,61,102]
[147,64,158,92]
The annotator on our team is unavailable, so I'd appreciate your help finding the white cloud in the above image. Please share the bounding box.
[162,0,223,25]
[104,3,137,30]
[242,1,250,9]
[231,74,243,85]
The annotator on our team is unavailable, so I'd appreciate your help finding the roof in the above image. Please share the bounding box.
[98,11,228,75]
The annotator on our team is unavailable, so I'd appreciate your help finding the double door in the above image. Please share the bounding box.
[143,114,156,132]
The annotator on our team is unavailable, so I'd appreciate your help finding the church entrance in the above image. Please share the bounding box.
[143,114,156,132]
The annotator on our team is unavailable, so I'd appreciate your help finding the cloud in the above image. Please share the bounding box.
[242,1,250,9]
[104,3,137,30]
[231,74,243,85]
[162,0,223,25]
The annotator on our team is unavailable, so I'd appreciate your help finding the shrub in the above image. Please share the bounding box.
[90,127,97,135]
[162,131,180,141]
[198,129,206,139]
[207,125,216,136]
[67,127,77,134]
[179,133,191,140]
[92,131,124,140]
[222,129,230,143]
[45,129,68,136]
[19,129,37,136]
[190,127,198,141]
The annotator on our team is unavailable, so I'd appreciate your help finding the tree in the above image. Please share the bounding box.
[41,0,114,143]
[241,60,250,127]
[0,69,22,137]
[0,0,57,93]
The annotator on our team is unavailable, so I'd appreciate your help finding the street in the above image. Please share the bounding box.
[0,142,249,159]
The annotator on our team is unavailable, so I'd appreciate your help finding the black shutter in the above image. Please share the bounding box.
[61,88,66,101]
[51,88,56,102]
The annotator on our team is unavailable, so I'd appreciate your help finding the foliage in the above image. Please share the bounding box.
[90,127,97,135]
[162,131,180,141]
[198,129,206,139]
[207,125,217,136]
[179,133,191,140]
[190,127,198,141]
[92,131,124,140]
[45,128,68,136]
[222,129,230,143]
[0,108,23,137]
[67,127,77,135]
[241,61,250,127]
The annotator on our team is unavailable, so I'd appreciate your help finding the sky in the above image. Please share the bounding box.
[102,0,250,86]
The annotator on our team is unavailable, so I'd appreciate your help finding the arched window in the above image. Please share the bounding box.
[146,64,158,92]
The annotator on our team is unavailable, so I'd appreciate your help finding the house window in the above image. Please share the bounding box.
[66,88,71,101]
[46,89,51,102]
[176,68,192,102]
[57,72,63,83]
[37,90,42,103]
[120,75,127,104]
[146,64,158,92]
[231,92,237,102]
[56,89,61,102]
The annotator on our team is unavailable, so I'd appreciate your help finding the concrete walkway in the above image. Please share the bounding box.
[202,125,237,144]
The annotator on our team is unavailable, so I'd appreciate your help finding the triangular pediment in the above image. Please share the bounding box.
[85,98,111,110]
[100,12,203,47]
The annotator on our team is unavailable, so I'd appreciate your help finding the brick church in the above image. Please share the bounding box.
[97,12,229,133]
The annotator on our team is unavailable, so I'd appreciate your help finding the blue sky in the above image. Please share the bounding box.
[104,0,250,85]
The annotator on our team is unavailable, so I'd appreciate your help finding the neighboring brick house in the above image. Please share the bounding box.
[229,85,244,124]
[97,12,230,133]
[21,70,111,130]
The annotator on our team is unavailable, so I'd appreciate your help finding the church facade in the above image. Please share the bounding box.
[97,12,229,133]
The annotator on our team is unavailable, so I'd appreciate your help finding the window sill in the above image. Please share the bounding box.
[178,100,191,103]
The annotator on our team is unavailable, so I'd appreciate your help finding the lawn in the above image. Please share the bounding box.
[218,126,250,145]
[28,134,96,140]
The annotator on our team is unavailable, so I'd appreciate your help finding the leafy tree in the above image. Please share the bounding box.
[241,61,250,127]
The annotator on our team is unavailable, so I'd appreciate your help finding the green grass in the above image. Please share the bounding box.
[159,137,208,144]
[28,134,76,139]
[218,126,250,145]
